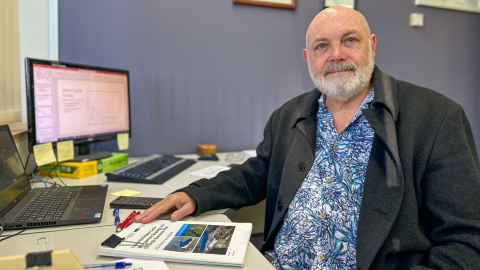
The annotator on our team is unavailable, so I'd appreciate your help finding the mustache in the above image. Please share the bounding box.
[322,62,358,76]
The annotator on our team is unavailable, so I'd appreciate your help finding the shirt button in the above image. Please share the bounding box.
[326,178,333,183]
[318,254,325,261]
[320,213,326,219]
[332,145,338,150]
[298,162,306,171]
[325,117,331,122]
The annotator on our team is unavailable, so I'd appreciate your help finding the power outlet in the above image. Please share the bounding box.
[409,13,424,27]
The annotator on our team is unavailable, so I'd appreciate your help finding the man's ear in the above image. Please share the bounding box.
[303,49,309,64]
[370,34,377,59]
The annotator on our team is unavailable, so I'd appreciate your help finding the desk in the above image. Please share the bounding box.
[1,152,273,269]
[0,214,274,270]
[7,152,266,235]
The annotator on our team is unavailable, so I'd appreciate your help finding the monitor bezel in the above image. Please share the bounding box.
[25,58,132,153]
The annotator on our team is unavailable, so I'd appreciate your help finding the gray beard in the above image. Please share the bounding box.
[308,49,375,102]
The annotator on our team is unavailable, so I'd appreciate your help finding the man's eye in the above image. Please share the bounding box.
[346,38,356,43]
[317,44,326,49]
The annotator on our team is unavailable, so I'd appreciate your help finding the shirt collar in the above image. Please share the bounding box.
[318,88,375,113]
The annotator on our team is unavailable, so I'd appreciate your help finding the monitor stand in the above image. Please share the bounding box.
[71,144,112,162]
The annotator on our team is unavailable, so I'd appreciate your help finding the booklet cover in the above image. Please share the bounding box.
[97,220,253,267]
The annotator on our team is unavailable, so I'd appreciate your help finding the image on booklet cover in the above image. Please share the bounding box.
[163,236,200,253]
[192,225,235,255]
[175,224,207,237]
[163,224,236,255]
[162,224,206,253]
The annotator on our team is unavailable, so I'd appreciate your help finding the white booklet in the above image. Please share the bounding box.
[97,220,253,267]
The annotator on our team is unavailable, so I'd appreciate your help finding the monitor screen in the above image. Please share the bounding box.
[0,125,30,217]
[25,58,131,153]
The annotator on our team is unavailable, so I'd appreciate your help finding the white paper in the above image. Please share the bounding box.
[98,220,252,267]
[416,0,480,12]
[112,258,169,270]
[188,166,230,179]
[324,0,355,8]
[242,150,257,157]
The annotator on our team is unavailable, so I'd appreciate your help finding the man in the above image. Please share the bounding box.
[136,7,480,269]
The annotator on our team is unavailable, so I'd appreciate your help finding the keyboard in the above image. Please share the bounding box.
[14,186,79,222]
[120,156,182,178]
[106,154,196,185]
[110,196,164,209]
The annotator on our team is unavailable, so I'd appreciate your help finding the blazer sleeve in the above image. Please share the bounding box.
[416,103,480,269]
[178,110,277,216]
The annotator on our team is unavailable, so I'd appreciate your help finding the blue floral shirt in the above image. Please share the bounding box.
[267,89,375,269]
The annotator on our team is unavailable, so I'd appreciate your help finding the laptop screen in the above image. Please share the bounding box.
[0,125,30,217]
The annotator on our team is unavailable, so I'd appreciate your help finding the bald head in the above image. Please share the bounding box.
[306,7,371,47]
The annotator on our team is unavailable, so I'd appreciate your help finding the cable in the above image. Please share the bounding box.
[32,165,47,187]
[54,168,67,187]
[30,179,56,185]
[45,163,67,187]
[47,163,59,186]
[0,229,26,242]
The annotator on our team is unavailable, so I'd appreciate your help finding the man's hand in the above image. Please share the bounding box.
[134,192,196,223]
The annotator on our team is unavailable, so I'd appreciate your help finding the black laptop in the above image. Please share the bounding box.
[0,125,108,230]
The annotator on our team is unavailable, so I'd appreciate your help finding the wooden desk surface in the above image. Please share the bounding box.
[8,122,27,139]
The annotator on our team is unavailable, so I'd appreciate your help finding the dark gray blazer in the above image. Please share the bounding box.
[182,67,480,269]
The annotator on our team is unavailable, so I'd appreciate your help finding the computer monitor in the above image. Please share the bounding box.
[25,58,131,160]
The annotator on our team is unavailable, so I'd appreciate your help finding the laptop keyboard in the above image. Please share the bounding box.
[14,187,79,222]
[118,156,182,179]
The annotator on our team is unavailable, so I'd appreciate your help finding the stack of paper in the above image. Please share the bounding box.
[97,220,252,267]
[188,166,230,179]
[242,150,257,157]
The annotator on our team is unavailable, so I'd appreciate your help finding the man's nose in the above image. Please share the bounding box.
[330,44,347,61]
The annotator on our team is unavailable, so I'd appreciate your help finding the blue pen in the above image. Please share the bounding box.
[83,262,132,269]
[113,207,120,227]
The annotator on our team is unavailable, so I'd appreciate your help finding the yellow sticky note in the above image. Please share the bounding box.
[109,189,142,197]
[33,142,57,166]
[57,140,74,162]
[117,133,129,150]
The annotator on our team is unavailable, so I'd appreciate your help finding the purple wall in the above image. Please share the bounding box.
[59,0,480,156]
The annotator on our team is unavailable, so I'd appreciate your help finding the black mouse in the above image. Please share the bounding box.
[198,154,219,161]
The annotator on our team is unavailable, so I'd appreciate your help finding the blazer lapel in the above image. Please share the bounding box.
[356,67,405,270]
[291,89,321,152]
[266,116,317,241]
[265,90,319,243]
[296,115,317,152]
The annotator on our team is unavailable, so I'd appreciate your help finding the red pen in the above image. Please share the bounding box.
[116,211,140,232]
